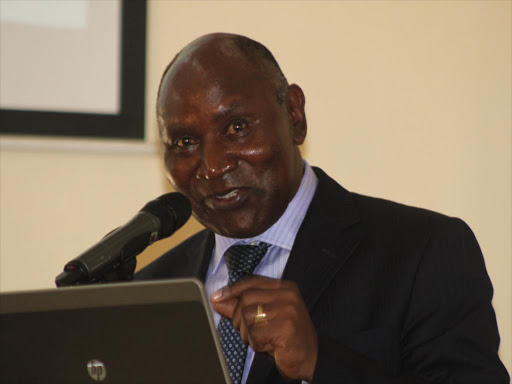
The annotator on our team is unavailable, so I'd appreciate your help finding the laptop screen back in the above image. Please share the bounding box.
[0,279,229,384]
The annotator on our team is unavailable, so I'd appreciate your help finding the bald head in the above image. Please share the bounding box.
[156,33,289,120]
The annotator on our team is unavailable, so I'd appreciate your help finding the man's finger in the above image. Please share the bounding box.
[246,317,288,353]
[210,297,238,319]
[233,300,282,330]
[211,284,292,320]
[231,288,287,328]
[211,275,288,302]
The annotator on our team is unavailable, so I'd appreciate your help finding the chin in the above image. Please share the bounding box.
[206,218,267,239]
[214,225,262,239]
[194,206,276,238]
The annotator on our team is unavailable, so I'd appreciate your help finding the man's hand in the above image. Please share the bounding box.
[210,276,318,382]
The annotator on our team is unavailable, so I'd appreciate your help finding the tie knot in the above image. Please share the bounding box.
[224,242,270,284]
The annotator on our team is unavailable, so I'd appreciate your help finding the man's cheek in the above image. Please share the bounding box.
[165,169,178,190]
[167,162,193,189]
[238,141,276,163]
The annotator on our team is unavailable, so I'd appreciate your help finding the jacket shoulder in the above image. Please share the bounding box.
[350,192,484,286]
[351,192,467,239]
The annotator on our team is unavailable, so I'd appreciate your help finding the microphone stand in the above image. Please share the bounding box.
[55,227,143,287]
[55,258,136,287]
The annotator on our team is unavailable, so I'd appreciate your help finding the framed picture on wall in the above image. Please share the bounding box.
[0,0,146,139]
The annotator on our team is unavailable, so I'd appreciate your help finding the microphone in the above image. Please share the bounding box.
[55,192,191,287]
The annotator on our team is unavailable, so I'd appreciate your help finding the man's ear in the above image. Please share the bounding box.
[287,84,307,145]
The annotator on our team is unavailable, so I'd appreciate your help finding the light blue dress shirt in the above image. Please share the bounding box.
[205,161,318,384]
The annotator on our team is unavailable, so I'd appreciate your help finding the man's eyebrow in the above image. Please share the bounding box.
[162,117,193,131]
[214,102,247,121]
[165,122,186,130]
[162,123,192,141]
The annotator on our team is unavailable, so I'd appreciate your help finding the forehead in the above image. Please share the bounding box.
[160,69,265,125]
[157,42,276,122]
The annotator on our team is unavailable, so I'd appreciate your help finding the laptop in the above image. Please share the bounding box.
[0,279,230,384]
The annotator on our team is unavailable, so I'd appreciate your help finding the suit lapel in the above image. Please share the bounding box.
[247,168,362,384]
[283,168,362,311]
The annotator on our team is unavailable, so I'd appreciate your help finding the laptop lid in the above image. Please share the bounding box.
[0,279,230,384]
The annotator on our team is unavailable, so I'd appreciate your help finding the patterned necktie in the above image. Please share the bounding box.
[217,242,270,384]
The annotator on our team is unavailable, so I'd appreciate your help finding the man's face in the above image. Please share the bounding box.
[157,46,305,238]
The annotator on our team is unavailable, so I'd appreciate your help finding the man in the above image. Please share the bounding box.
[136,33,509,383]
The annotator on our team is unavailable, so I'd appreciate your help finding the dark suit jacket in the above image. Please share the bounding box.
[136,167,509,383]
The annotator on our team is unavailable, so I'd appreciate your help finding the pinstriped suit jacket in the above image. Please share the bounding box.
[135,167,509,383]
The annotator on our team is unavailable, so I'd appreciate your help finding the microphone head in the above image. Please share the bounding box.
[141,192,192,238]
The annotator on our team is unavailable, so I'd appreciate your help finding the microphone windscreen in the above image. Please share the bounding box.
[141,192,192,238]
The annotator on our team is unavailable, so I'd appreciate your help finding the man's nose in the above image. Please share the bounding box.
[195,139,238,180]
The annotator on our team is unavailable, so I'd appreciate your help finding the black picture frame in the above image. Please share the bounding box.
[0,0,146,140]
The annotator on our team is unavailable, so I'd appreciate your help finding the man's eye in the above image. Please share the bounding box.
[227,120,247,135]
[175,137,197,148]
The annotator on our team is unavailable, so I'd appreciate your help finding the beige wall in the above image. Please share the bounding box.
[1,0,510,372]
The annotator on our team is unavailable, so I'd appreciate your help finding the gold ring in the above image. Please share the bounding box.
[254,304,268,324]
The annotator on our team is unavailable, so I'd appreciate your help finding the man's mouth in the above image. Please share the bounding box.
[216,189,239,200]
[204,188,246,210]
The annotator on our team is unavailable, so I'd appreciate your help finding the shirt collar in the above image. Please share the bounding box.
[211,161,318,273]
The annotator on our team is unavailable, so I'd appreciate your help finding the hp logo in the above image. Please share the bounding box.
[87,359,107,381]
